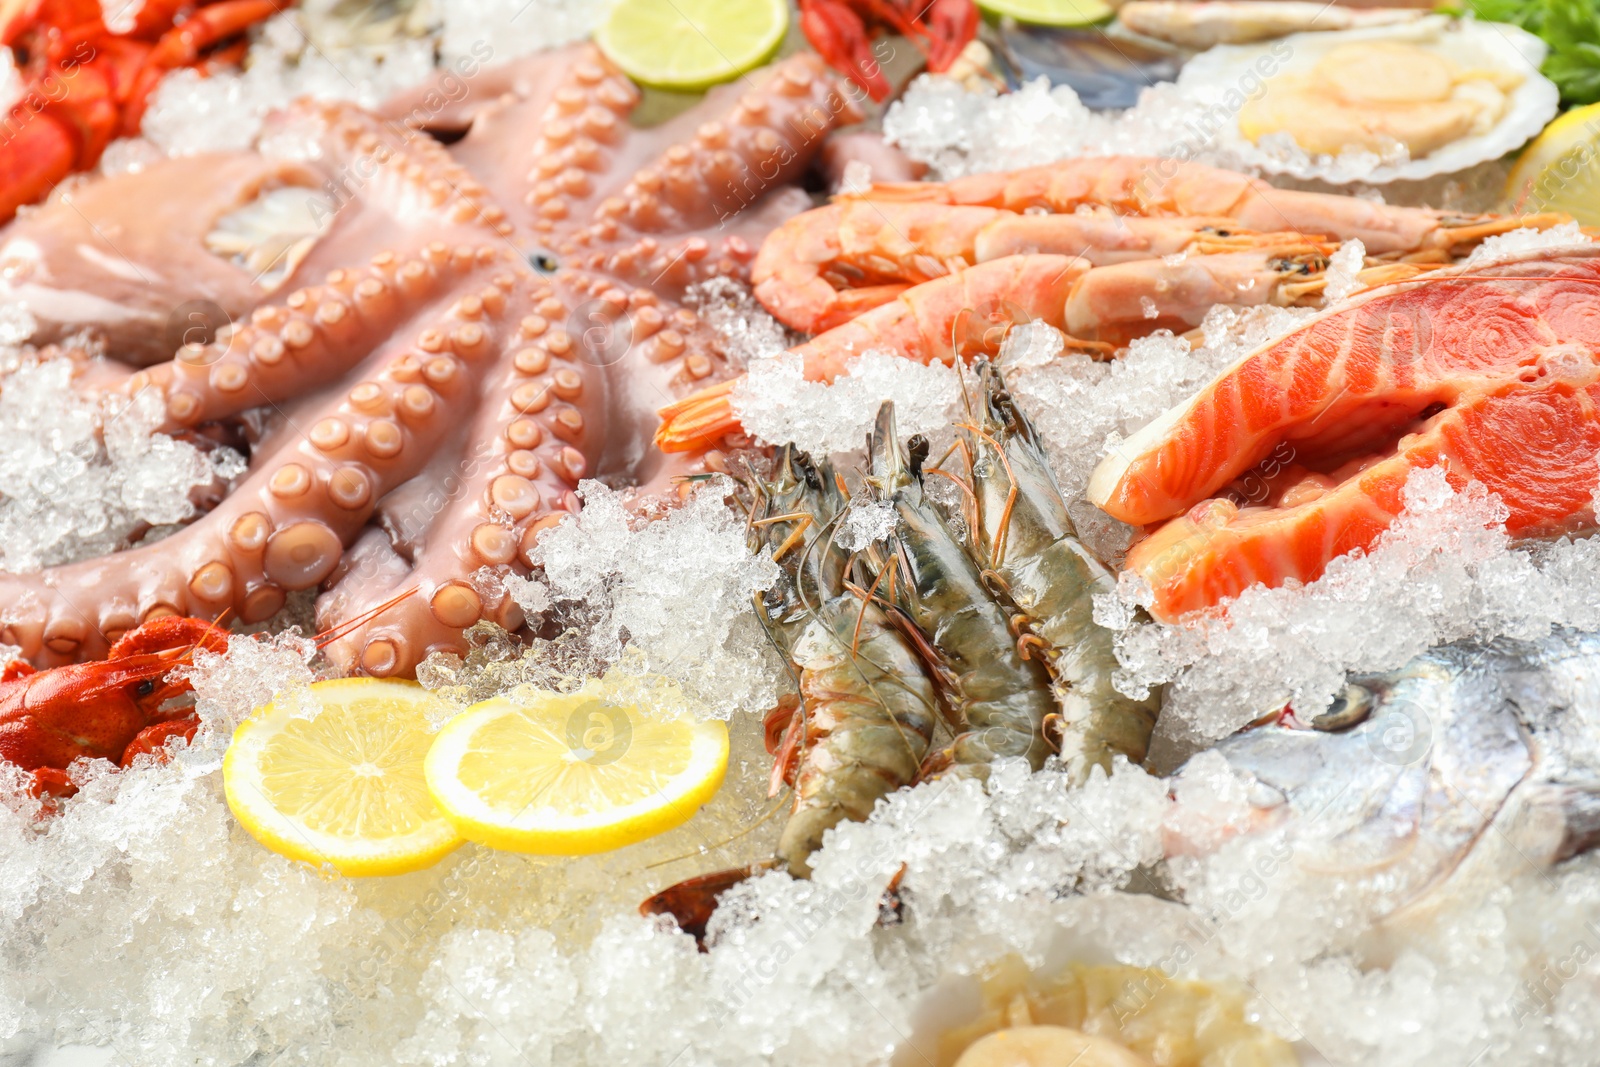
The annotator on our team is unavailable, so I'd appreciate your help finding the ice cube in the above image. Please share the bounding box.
[1321,239,1367,306]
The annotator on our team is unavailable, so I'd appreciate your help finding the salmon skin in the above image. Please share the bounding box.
[1087,246,1600,620]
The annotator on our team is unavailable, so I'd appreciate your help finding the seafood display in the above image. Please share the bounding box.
[0,45,858,676]
[7,2,1600,1065]
[1092,245,1600,620]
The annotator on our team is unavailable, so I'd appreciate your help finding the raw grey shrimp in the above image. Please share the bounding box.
[868,401,1057,777]
[956,360,1161,784]
[641,446,939,940]
[749,446,939,877]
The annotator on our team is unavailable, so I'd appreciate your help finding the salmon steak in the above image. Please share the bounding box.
[1087,246,1600,621]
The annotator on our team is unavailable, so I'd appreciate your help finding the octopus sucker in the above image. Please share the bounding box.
[0,47,857,672]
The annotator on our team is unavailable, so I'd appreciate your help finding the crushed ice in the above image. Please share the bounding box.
[834,498,897,552]
[1465,220,1595,267]
[883,74,1516,207]
[1321,239,1367,306]
[502,477,783,721]
[0,354,244,572]
[683,278,794,368]
[141,0,607,156]
[732,349,962,457]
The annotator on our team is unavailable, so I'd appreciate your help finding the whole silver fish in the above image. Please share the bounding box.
[1171,630,1600,941]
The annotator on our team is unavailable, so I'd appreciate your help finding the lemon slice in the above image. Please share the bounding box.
[595,0,789,92]
[424,683,729,855]
[224,678,463,877]
[1505,103,1600,225]
[980,0,1113,27]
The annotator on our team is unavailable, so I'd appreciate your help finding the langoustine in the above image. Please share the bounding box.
[654,155,1558,453]
[757,154,1562,334]
[0,47,861,677]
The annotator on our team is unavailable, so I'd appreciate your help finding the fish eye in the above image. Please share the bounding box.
[1312,683,1374,732]
[528,250,560,274]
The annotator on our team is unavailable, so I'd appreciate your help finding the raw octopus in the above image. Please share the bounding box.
[0,45,859,676]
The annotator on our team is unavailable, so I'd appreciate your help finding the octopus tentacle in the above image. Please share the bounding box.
[610,55,858,236]
[450,45,643,243]
[319,280,590,674]
[129,241,504,430]
[320,276,728,675]
[275,98,519,243]
[561,54,861,292]
[0,246,528,664]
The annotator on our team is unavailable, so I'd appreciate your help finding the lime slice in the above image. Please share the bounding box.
[595,0,789,92]
[424,681,728,855]
[224,678,463,877]
[980,0,1114,27]
[1505,103,1600,225]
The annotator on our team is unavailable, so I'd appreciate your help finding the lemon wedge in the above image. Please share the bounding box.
[595,0,789,92]
[980,0,1114,27]
[224,678,463,877]
[424,681,728,855]
[1505,103,1600,225]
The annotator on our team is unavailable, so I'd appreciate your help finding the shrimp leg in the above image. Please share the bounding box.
[868,401,1056,776]
[962,361,1160,783]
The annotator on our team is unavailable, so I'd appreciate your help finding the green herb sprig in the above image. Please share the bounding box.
[1455,0,1600,105]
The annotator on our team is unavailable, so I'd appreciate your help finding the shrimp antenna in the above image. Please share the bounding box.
[958,421,1023,569]
[951,305,973,363]
[168,608,237,669]
[313,587,419,651]
[642,793,792,871]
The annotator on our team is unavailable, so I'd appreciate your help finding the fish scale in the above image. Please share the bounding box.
[1173,629,1600,953]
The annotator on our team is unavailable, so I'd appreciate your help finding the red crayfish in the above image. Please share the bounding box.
[798,0,979,102]
[0,615,229,798]
[0,0,285,224]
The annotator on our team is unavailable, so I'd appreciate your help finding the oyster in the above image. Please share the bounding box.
[1176,15,1559,183]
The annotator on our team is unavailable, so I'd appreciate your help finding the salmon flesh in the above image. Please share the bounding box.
[1088,247,1600,620]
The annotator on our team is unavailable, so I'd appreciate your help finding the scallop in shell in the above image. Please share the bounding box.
[1175,16,1558,184]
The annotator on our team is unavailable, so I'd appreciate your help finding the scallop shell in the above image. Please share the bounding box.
[1175,15,1558,184]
